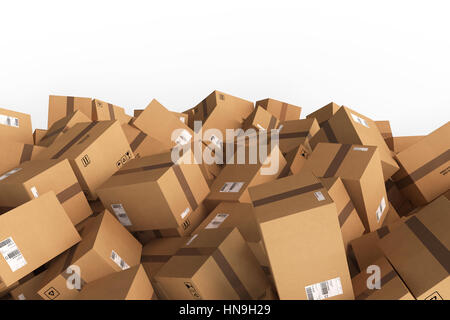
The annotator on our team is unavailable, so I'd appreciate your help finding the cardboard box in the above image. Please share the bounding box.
[0,192,81,286]
[304,142,389,232]
[0,138,46,175]
[352,257,414,300]
[121,123,170,159]
[306,102,340,127]
[380,195,450,300]
[48,95,93,129]
[172,112,189,126]
[76,264,155,300]
[242,106,280,132]
[256,98,302,121]
[33,129,47,145]
[392,122,449,207]
[91,99,132,124]
[38,210,142,300]
[385,179,415,217]
[277,118,320,154]
[97,150,210,231]
[248,171,354,300]
[0,159,92,225]
[375,120,394,150]
[155,228,269,300]
[0,107,33,145]
[381,202,401,227]
[10,271,48,300]
[319,177,365,249]
[309,106,399,180]
[34,120,134,200]
[38,110,91,147]
[389,136,425,154]
[133,109,144,117]
[278,143,312,178]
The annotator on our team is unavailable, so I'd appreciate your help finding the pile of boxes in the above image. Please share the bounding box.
[0,93,448,300]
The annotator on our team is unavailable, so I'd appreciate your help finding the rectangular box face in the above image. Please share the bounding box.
[256,98,302,122]
[0,107,33,145]
[48,95,93,129]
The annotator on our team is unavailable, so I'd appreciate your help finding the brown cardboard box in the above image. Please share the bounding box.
[389,136,425,154]
[306,102,340,127]
[352,257,414,300]
[132,99,195,149]
[375,120,394,151]
[0,107,33,145]
[97,150,210,231]
[121,123,170,159]
[392,122,449,207]
[172,112,189,126]
[0,159,92,225]
[48,95,93,129]
[278,143,312,178]
[380,195,450,300]
[205,144,286,209]
[10,271,48,300]
[133,109,144,117]
[91,99,132,124]
[381,203,401,227]
[248,171,354,300]
[304,142,389,232]
[242,106,280,132]
[38,210,142,300]
[155,228,269,300]
[319,177,365,249]
[256,98,302,121]
[0,138,46,176]
[444,189,450,200]
[38,110,91,147]
[34,120,134,200]
[309,106,399,180]
[277,118,320,154]
[33,129,47,145]
[385,179,415,217]
[0,192,81,286]
[76,264,155,300]
[182,107,196,129]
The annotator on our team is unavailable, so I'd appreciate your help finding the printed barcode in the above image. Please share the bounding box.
[120,260,125,268]
[111,251,117,260]
[211,221,221,225]
[6,118,11,126]
[321,282,329,295]
[220,184,228,191]
[0,238,12,248]
[112,204,122,209]
[118,213,127,218]
[217,214,228,218]
[6,249,21,260]
[306,287,314,300]
[14,118,19,126]
[230,183,237,191]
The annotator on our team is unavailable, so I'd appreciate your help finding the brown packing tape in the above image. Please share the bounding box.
[267,116,277,130]
[113,162,173,176]
[321,121,338,143]
[385,179,395,192]
[355,270,397,300]
[56,183,83,204]
[279,103,288,121]
[41,125,66,141]
[278,131,311,140]
[405,216,450,273]
[51,121,98,159]
[66,96,75,116]
[202,100,208,119]
[376,226,390,239]
[396,150,450,189]
[129,131,148,152]
[338,200,355,227]
[252,182,323,207]
[323,144,352,178]
[172,164,198,211]
[347,244,361,274]
[19,144,34,164]
[108,103,115,120]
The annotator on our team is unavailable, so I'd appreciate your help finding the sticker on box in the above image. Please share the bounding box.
[175,130,192,146]
[0,114,19,128]
[0,167,22,181]
[180,207,190,219]
[185,234,198,246]
[351,113,369,128]
[110,250,130,270]
[205,213,229,229]
[305,277,343,300]
[220,182,244,193]
[111,204,132,226]
[179,116,186,123]
[30,186,39,198]
[0,237,27,272]
[353,147,368,152]
[314,191,325,201]
[376,197,386,222]
[17,294,26,300]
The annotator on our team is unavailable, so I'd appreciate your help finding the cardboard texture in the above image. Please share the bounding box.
[306,102,340,127]
[48,95,93,129]
[0,138,46,176]
[277,118,320,154]
[9,271,48,300]
[121,123,170,159]
[33,129,47,145]
[389,136,425,154]
[256,98,302,122]
[0,107,33,145]
[242,106,280,132]
[91,99,132,124]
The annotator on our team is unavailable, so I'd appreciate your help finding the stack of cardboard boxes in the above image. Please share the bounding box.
[0,93,448,300]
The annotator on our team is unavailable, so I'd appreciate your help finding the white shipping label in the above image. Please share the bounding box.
[0,237,27,272]
[220,182,244,193]
[0,168,22,181]
[111,204,133,226]
[179,116,186,123]
[185,234,198,246]
[0,114,19,128]
[209,135,222,149]
[305,277,343,300]
[205,213,229,229]
[30,186,39,198]
[314,191,326,201]
[376,197,386,222]
[180,207,190,219]
[18,294,26,300]
[110,250,130,270]
[351,113,369,128]
[175,130,192,146]
[353,147,368,152]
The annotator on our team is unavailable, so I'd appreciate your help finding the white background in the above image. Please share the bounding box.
[0,0,449,135]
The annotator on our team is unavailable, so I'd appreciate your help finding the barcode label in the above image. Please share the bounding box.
[353,147,368,152]
[0,167,22,181]
[0,114,20,128]
[110,204,132,226]
[376,197,386,222]
[209,135,222,149]
[314,191,325,201]
[220,182,244,193]
[205,213,229,229]
[305,277,343,300]
[110,250,130,270]
[351,114,369,128]
[180,207,190,219]
[175,130,192,146]
[30,186,39,198]
[0,237,27,272]
[185,234,198,246]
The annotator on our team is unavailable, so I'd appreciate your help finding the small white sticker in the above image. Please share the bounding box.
[376,197,386,222]
[256,123,266,130]
[220,182,244,193]
[353,147,368,152]
[351,113,369,128]
[0,167,22,181]
[175,130,192,146]
[0,237,27,272]
[179,116,186,123]
[205,213,229,229]
[30,186,39,198]
[110,250,130,270]
[17,293,26,300]
[314,191,326,201]
[305,277,343,300]
[180,207,190,219]
[209,135,223,149]
[185,234,198,246]
[0,114,19,128]
[111,204,132,226]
